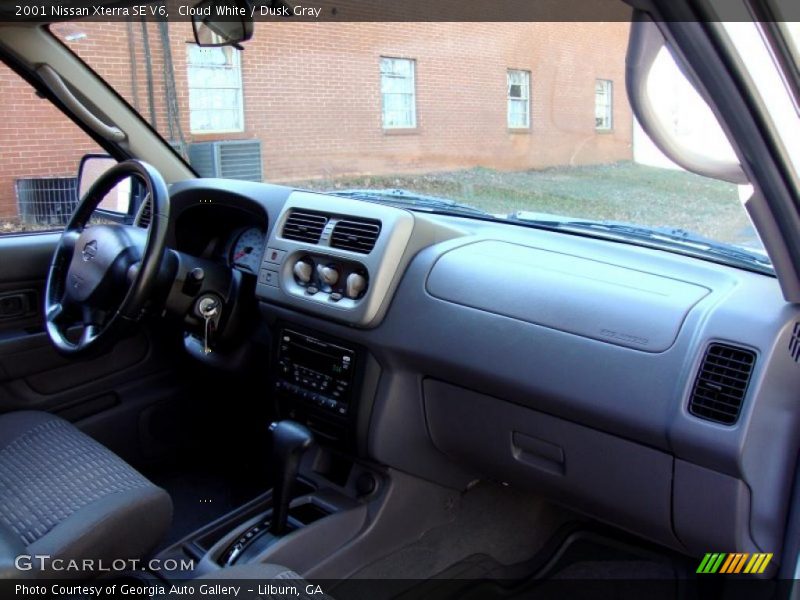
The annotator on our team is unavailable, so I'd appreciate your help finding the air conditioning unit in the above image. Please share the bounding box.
[188,140,263,182]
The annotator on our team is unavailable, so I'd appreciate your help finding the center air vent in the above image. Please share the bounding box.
[282,211,329,244]
[688,343,756,425]
[330,218,382,254]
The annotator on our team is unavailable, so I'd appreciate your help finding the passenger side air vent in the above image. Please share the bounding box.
[688,343,756,425]
[330,218,382,254]
[282,210,329,244]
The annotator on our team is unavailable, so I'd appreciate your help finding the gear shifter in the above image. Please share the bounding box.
[268,420,314,535]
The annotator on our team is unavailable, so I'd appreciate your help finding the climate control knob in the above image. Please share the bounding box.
[316,264,339,287]
[292,259,314,284]
[345,273,367,299]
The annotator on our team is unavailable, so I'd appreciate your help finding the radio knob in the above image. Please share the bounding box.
[316,264,339,286]
[293,258,314,284]
[345,273,367,299]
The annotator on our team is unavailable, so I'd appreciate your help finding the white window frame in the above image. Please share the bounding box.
[187,45,244,134]
[507,69,531,129]
[380,57,417,129]
[595,79,613,131]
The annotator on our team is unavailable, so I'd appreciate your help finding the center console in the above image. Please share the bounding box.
[152,419,384,581]
[272,326,363,448]
[255,191,415,328]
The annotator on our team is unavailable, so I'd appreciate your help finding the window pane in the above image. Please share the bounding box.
[381,58,416,128]
[595,79,613,130]
[507,70,530,128]
[187,46,243,133]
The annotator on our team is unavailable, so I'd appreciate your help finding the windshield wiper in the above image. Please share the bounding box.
[326,188,494,217]
[510,213,773,273]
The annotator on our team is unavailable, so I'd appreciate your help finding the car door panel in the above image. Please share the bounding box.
[0,231,176,418]
[0,330,148,396]
[0,231,197,465]
[0,233,57,337]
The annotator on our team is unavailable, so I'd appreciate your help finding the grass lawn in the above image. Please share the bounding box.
[290,161,757,247]
[0,162,756,248]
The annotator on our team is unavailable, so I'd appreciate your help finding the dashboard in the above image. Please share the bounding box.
[169,195,268,275]
[166,177,800,568]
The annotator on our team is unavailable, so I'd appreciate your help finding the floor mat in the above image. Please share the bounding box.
[354,528,695,600]
[333,483,577,600]
[347,482,576,581]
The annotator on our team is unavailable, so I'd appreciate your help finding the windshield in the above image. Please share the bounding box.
[50,18,780,270]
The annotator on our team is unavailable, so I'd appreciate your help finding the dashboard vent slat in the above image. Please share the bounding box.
[282,210,329,244]
[136,197,152,228]
[688,343,756,425]
[330,218,382,254]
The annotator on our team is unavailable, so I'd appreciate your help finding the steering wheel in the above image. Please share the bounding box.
[45,160,169,356]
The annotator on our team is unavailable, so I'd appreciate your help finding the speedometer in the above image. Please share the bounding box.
[230,227,265,273]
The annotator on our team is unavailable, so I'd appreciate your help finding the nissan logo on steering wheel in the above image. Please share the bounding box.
[81,239,98,262]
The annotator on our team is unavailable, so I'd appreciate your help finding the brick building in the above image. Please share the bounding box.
[0,21,632,221]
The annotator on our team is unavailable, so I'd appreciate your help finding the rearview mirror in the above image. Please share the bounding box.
[192,0,253,48]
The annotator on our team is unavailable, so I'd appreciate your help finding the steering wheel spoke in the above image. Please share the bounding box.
[46,301,65,324]
[48,292,82,325]
[60,229,81,253]
[80,324,100,347]
[81,304,108,328]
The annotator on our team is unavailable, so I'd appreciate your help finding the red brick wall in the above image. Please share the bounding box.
[246,22,633,181]
[0,21,632,218]
[0,62,103,220]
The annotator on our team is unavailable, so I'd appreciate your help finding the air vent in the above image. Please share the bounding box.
[136,197,152,228]
[790,322,800,363]
[688,343,756,425]
[330,218,382,254]
[282,211,329,244]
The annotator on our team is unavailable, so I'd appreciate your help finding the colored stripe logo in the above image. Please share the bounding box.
[697,553,773,574]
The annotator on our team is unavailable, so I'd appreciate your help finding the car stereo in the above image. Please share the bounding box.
[274,328,356,419]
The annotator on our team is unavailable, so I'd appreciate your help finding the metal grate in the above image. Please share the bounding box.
[15,177,78,226]
[330,218,382,253]
[188,140,262,182]
[688,343,756,425]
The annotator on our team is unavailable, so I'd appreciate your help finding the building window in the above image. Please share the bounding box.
[187,45,244,134]
[507,69,531,129]
[381,57,416,129]
[595,79,613,131]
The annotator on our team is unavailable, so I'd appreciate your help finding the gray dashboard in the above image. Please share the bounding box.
[169,178,800,567]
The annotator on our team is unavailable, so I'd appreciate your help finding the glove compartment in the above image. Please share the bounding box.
[423,379,680,550]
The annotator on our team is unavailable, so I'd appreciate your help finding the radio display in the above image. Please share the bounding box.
[276,329,356,417]
[285,341,348,376]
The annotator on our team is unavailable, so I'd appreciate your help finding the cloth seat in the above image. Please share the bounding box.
[0,410,171,578]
